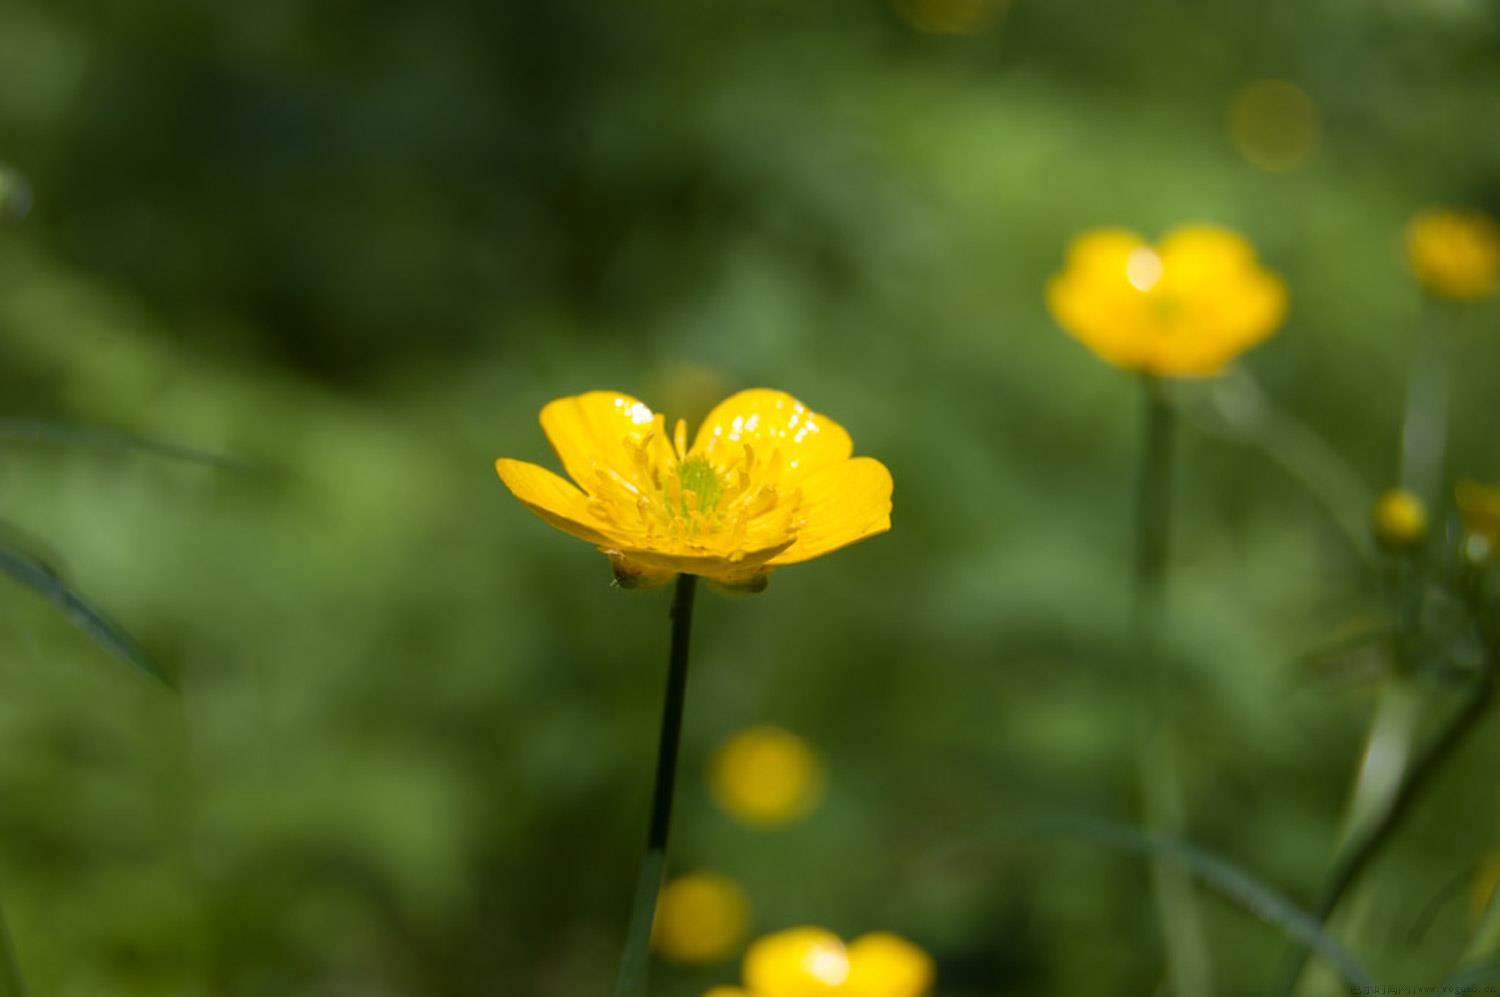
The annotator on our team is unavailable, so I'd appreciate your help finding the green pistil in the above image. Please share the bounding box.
[675,456,723,519]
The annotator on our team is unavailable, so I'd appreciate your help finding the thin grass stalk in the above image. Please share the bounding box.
[1280,304,1455,993]
[1132,376,1214,996]
[0,896,28,997]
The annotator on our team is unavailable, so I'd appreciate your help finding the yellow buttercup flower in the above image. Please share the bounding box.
[1457,480,1500,562]
[1046,225,1287,377]
[1406,208,1500,301]
[1372,489,1428,549]
[711,726,825,828]
[654,872,751,965]
[719,926,934,997]
[496,389,893,590]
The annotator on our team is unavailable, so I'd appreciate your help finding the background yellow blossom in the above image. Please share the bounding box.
[1372,489,1428,549]
[654,872,751,965]
[711,727,826,828]
[1406,208,1500,300]
[1046,225,1287,377]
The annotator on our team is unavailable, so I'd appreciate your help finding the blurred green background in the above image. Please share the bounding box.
[2,0,1500,993]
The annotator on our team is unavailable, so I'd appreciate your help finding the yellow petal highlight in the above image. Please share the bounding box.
[1047,224,1286,377]
[693,389,853,481]
[653,872,751,965]
[494,458,620,548]
[771,458,893,565]
[710,726,825,827]
[732,927,935,997]
[845,933,936,997]
[540,390,673,495]
[743,927,850,997]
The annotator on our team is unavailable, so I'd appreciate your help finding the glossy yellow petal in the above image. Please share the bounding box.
[1156,224,1256,287]
[845,933,935,997]
[744,927,850,997]
[1060,227,1148,277]
[692,389,853,481]
[540,390,671,492]
[495,458,620,547]
[771,457,893,565]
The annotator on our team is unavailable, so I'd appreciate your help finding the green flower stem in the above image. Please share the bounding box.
[1133,376,1214,997]
[0,896,28,997]
[614,573,698,997]
[1398,301,1452,503]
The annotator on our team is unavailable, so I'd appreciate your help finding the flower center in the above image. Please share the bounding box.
[675,456,723,518]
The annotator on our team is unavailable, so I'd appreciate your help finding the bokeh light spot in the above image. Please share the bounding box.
[0,165,33,223]
[1227,79,1320,173]
[889,0,1009,36]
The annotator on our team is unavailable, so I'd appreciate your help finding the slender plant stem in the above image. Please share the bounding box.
[614,573,698,997]
[1276,670,1493,993]
[1280,300,1457,993]
[1398,301,1451,504]
[1132,376,1213,997]
[0,896,28,997]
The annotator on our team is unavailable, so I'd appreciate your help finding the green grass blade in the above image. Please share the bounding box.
[0,897,27,997]
[0,541,172,687]
[1005,815,1379,990]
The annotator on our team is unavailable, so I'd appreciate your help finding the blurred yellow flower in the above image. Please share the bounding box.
[745,927,851,996]
[844,933,936,997]
[720,926,934,997]
[711,726,825,828]
[1227,79,1320,173]
[654,872,751,964]
[1046,225,1287,377]
[889,0,1008,35]
[1406,208,1500,300]
[1372,489,1428,549]
[1457,480,1500,562]
[496,390,893,590]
